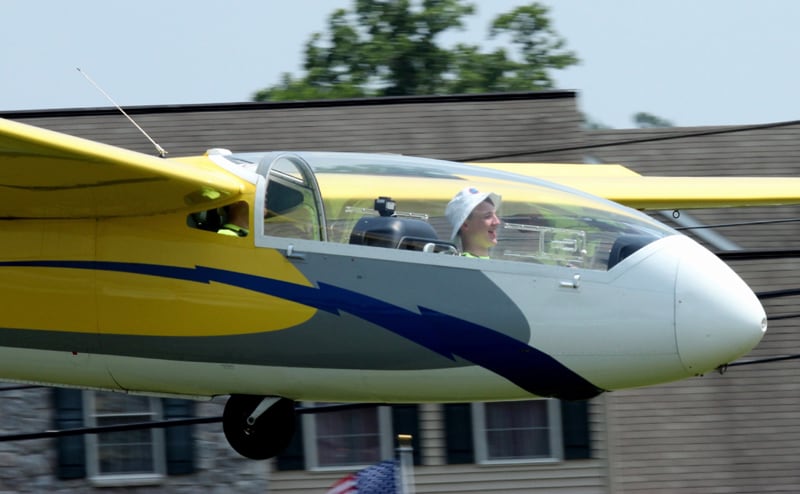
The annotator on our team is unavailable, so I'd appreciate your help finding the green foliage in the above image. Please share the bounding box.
[633,112,674,128]
[254,1,578,101]
[583,114,611,130]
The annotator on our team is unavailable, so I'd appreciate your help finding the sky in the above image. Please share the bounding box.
[2,0,799,129]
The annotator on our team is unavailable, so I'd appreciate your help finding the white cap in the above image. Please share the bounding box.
[445,187,501,240]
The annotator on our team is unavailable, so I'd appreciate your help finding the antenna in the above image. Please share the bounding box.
[76,67,168,158]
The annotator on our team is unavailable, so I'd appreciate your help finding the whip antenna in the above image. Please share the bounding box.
[76,67,167,158]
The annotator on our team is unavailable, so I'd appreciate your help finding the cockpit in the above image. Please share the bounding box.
[208,151,677,271]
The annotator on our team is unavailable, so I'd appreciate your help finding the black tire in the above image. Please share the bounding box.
[222,395,296,460]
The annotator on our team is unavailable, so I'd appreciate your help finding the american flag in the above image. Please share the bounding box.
[325,460,398,494]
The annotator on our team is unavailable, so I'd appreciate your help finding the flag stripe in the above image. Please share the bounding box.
[325,460,397,494]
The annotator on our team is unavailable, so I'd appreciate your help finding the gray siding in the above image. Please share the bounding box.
[1,92,602,493]
[269,462,608,493]
[3,94,800,492]
[3,91,584,163]
[0,391,268,493]
[590,124,800,493]
[268,401,608,493]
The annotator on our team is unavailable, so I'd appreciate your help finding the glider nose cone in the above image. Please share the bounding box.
[675,241,767,374]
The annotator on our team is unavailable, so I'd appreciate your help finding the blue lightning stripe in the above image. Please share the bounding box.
[0,260,602,399]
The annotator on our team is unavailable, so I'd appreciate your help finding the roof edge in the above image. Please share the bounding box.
[0,90,577,119]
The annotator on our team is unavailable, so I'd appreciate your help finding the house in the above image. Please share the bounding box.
[2,92,799,492]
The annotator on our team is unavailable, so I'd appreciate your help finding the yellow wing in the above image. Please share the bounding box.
[473,162,800,210]
[0,118,245,218]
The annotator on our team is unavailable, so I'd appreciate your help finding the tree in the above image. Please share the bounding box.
[254,0,578,101]
[633,112,674,128]
[583,114,611,130]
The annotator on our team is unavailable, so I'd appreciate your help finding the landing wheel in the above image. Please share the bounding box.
[222,395,296,460]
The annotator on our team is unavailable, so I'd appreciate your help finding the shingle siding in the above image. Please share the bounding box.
[589,122,800,493]
[4,93,800,493]
[4,91,584,162]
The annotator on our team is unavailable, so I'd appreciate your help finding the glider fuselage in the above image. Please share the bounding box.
[0,203,764,402]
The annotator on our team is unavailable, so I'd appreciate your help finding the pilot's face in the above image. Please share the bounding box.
[460,200,500,254]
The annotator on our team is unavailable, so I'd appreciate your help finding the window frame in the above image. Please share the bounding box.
[301,403,394,471]
[83,391,166,487]
[471,399,563,465]
[256,153,328,242]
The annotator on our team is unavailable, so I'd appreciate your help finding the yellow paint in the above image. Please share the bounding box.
[473,162,642,178]
[95,209,317,337]
[469,162,800,209]
[0,211,317,337]
[316,171,634,219]
[0,118,314,337]
[549,176,800,210]
[0,118,244,218]
[7,116,800,341]
[0,220,97,333]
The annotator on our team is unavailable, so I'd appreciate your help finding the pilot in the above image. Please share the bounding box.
[445,187,501,258]
[217,201,250,237]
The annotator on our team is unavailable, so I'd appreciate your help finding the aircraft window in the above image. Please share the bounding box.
[229,151,674,269]
[187,209,223,232]
[490,200,663,269]
[187,202,250,237]
[348,205,458,254]
[497,222,588,265]
[262,156,325,241]
[264,180,320,240]
[607,234,658,269]
[314,173,670,270]
[269,158,304,181]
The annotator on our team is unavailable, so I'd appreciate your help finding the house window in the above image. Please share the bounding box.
[53,388,195,481]
[302,405,394,469]
[472,400,562,463]
[84,392,165,485]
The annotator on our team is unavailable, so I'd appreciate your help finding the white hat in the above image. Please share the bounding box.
[445,187,501,240]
